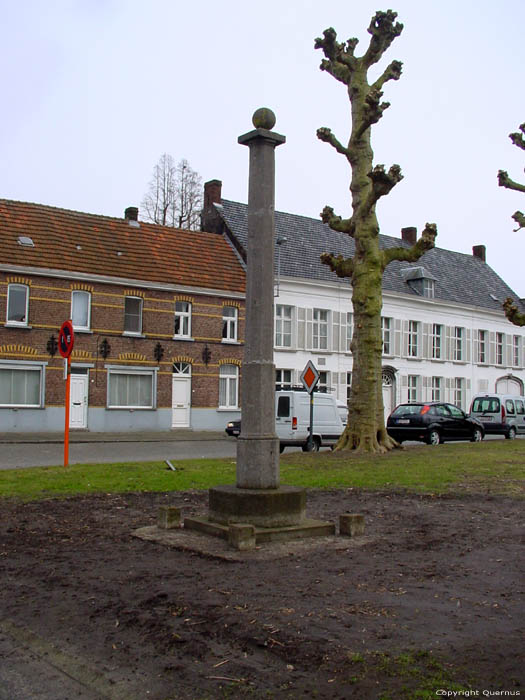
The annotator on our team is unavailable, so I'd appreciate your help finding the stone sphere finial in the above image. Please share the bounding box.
[252,108,276,130]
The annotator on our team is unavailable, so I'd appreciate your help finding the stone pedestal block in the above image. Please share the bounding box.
[228,523,256,551]
[209,485,306,528]
[339,513,365,537]
[157,506,181,530]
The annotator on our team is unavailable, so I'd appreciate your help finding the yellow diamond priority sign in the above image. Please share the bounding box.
[300,360,320,394]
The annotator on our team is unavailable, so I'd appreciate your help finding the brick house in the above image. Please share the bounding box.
[0,200,245,433]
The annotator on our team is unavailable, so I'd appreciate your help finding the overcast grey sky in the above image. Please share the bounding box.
[2,0,524,296]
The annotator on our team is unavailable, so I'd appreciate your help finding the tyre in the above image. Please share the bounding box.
[426,429,441,446]
[302,437,320,452]
[506,427,516,440]
[279,444,285,454]
[470,428,483,443]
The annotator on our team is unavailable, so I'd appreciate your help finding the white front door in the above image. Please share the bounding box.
[172,375,191,428]
[382,371,394,423]
[496,377,522,396]
[70,374,88,429]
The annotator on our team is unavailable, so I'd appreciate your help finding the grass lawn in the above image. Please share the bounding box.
[0,440,523,502]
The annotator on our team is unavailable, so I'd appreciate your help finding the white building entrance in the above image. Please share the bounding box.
[69,372,88,429]
[496,376,523,396]
[382,369,395,423]
[172,362,191,428]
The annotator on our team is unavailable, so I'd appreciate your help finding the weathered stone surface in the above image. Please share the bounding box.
[157,506,181,530]
[228,523,256,551]
[339,513,365,537]
[208,484,306,527]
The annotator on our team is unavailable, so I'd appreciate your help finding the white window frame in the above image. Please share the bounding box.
[453,377,464,409]
[106,366,157,409]
[431,324,442,359]
[275,368,293,390]
[423,279,435,298]
[313,309,329,351]
[222,306,238,343]
[174,301,192,339]
[453,326,464,362]
[71,290,91,331]
[496,332,504,366]
[124,296,143,335]
[219,364,239,409]
[0,360,46,408]
[408,321,419,358]
[381,317,392,355]
[478,329,487,364]
[346,312,353,352]
[407,374,419,402]
[6,283,29,327]
[513,336,521,367]
[318,370,330,393]
[346,371,352,401]
[431,376,442,401]
[275,304,293,348]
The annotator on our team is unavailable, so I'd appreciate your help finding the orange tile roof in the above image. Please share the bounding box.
[0,199,245,294]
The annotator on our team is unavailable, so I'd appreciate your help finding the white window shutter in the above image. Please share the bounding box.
[465,328,471,363]
[422,323,430,359]
[306,308,313,349]
[489,331,496,365]
[394,319,402,357]
[297,308,306,349]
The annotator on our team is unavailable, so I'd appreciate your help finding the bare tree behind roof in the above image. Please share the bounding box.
[141,154,202,230]
[498,122,525,326]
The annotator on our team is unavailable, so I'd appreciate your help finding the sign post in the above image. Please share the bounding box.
[58,320,75,467]
[300,360,320,451]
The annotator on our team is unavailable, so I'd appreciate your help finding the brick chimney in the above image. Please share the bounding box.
[401,227,417,245]
[472,245,486,262]
[124,206,138,221]
[201,180,223,233]
[204,180,222,209]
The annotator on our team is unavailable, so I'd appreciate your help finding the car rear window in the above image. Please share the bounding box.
[471,398,500,413]
[277,396,290,417]
[391,404,423,416]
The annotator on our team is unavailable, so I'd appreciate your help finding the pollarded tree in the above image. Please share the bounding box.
[142,154,202,230]
[315,10,437,453]
[498,122,525,326]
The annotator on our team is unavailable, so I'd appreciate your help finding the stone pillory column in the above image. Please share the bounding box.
[235,108,285,490]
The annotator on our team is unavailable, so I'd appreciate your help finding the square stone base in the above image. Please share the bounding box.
[184,516,335,544]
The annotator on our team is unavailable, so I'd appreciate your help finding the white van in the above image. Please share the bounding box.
[275,390,345,452]
[469,394,525,439]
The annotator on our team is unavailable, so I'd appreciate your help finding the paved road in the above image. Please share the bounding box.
[0,439,238,470]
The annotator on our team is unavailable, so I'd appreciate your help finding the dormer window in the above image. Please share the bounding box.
[401,266,436,298]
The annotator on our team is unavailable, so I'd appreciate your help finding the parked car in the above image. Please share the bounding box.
[469,394,525,439]
[386,402,485,445]
[225,389,346,452]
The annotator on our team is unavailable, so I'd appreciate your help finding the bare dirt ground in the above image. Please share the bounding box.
[0,489,523,699]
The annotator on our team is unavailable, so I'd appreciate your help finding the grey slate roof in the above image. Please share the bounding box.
[217,199,523,314]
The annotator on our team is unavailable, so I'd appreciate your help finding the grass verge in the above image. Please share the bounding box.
[0,441,523,502]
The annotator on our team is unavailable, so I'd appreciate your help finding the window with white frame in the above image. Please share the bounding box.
[513,336,521,367]
[382,317,392,355]
[71,290,91,331]
[453,377,464,409]
[318,370,329,393]
[478,329,487,364]
[0,363,44,407]
[431,376,442,401]
[453,326,464,361]
[174,301,191,338]
[312,309,329,350]
[222,306,238,342]
[346,312,353,352]
[107,368,155,409]
[275,368,292,390]
[407,375,419,402]
[124,296,143,335]
[219,364,238,408]
[422,278,435,298]
[431,324,442,359]
[6,284,29,326]
[346,372,352,401]
[408,321,419,357]
[275,305,292,348]
[496,332,504,365]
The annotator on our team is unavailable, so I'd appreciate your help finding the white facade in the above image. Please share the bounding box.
[273,276,525,417]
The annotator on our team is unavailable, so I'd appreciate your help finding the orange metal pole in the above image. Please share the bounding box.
[64,355,71,467]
